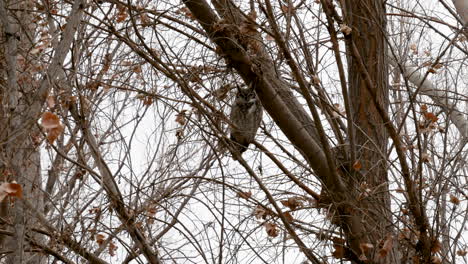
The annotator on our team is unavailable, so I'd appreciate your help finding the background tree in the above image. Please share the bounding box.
[0,0,466,263]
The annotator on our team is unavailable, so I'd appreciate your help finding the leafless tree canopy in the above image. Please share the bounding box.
[0,0,467,263]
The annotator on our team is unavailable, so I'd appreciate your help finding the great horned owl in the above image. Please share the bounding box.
[229,85,263,154]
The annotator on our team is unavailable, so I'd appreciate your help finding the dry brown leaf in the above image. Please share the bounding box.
[175,129,184,140]
[116,7,128,23]
[398,228,413,241]
[86,81,100,91]
[282,211,293,222]
[331,236,346,259]
[431,239,442,253]
[143,96,153,106]
[400,208,409,215]
[0,182,23,202]
[265,222,279,237]
[424,112,438,122]
[353,160,362,171]
[175,111,187,125]
[449,194,460,205]
[41,112,61,129]
[47,124,64,144]
[456,249,467,256]
[140,13,151,26]
[421,104,427,113]
[176,7,194,20]
[47,96,56,108]
[421,153,430,163]
[332,245,345,258]
[109,241,118,256]
[378,234,393,258]
[410,43,418,54]
[254,205,271,220]
[133,65,142,73]
[237,191,252,200]
[135,221,143,228]
[89,207,101,214]
[457,35,467,42]
[147,206,157,216]
[359,242,374,254]
[95,234,106,245]
[431,256,442,264]
[30,132,43,146]
[280,197,302,210]
[358,254,367,261]
[340,24,352,35]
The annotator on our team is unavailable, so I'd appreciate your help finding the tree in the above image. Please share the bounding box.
[0,0,466,263]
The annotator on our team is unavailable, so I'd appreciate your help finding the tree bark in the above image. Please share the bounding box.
[0,0,43,262]
[342,0,398,263]
[0,0,84,262]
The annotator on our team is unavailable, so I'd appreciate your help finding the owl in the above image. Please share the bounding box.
[229,85,263,154]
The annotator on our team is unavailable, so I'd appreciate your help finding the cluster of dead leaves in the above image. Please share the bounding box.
[410,43,447,73]
[175,110,189,140]
[254,205,273,220]
[95,234,118,256]
[135,93,154,106]
[332,235,394,261]
[41,111,64,144]
[146,205,157,225]
[88,206,103,222]
[264,222,279,237]
[418,104,442,135]
[280,196,303,211]
[251,196,304,238]
[422,61,444,74]
[252,205,279,237]
[377,234,393,259]
[449,194,461,205]
[116,5,128,23]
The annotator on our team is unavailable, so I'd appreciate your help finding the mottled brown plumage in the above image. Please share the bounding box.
[229,86,263,154]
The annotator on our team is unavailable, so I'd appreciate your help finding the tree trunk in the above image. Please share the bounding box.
[343,0,397,263]
[0,0,44,262]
